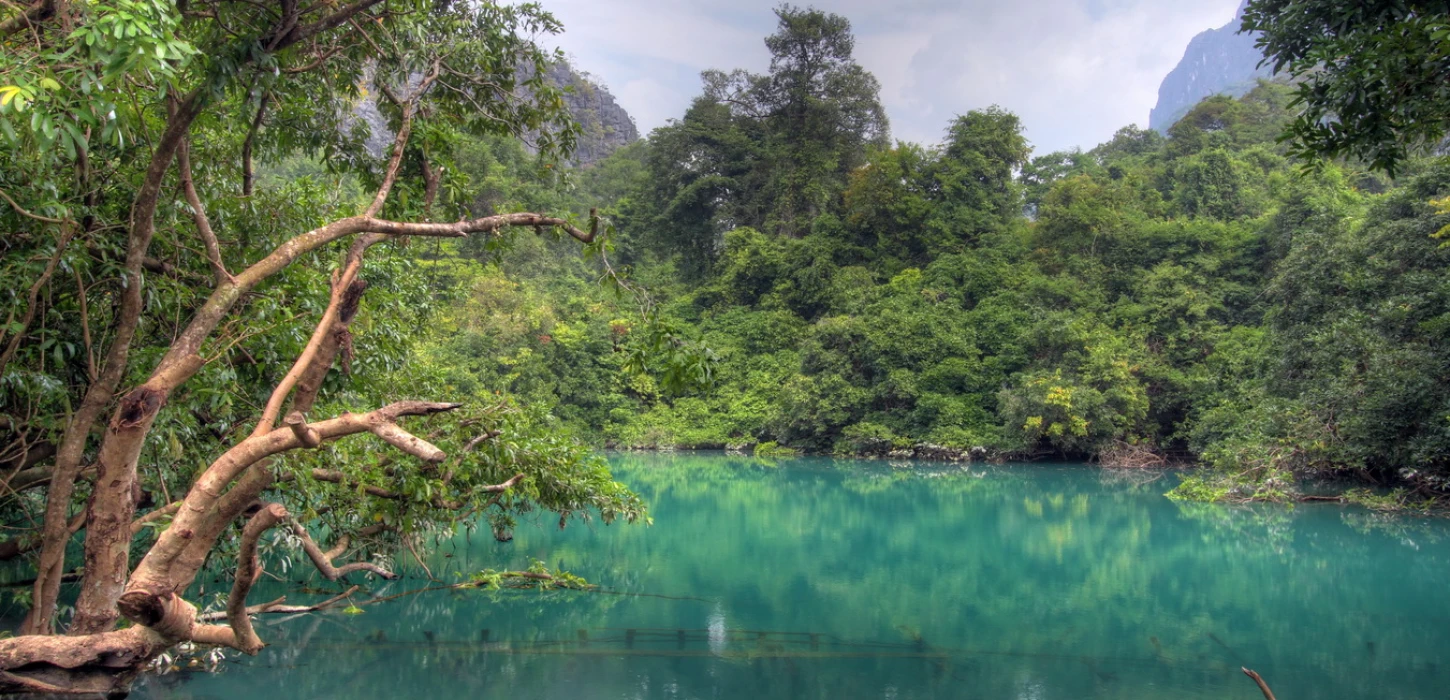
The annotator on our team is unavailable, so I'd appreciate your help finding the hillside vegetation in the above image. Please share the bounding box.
[451,9,1450,505]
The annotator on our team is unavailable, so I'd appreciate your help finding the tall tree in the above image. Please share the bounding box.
[929,107,1032,246]
[701,4,889,237]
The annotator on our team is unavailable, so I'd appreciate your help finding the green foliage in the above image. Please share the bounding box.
[1242,0,1450,174]
[89,1,1439,530]
[752,441,798,458]
[0,0,687,594]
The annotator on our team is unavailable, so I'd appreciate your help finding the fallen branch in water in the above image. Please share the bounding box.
[198,585,361,621]
[1242,667,1276,700]
[1096,440,1167,469]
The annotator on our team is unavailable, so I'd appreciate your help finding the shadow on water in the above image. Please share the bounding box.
[136,453,1450,699]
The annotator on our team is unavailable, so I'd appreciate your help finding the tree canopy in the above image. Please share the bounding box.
[0,0,673,690]
[1242,0,1450,174]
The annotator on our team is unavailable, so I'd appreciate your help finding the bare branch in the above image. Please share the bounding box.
[177,136,233,285]
[125,401,459,606]
[290,519,396,580]
[283,412,321,448]
[226,503,287,654]
[462,429,501,453]
[254,273,368,436]
[1242,668,1277,700]
[130,502,180,535]
[323,534,351,561]
[480,473,526,494]
[68,88,207,635]
[198,585,358,621]
[370,422,445,462]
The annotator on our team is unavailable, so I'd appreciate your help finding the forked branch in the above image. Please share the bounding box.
[290,519,396,581]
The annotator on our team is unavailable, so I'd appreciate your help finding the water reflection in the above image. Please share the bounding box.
[138,454,1450,699]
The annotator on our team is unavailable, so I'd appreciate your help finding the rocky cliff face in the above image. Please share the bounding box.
[1149,2,1272,132]
[544,61,639,166]
[354,59,638,165]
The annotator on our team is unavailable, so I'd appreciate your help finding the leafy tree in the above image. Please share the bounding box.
[0,0,688,690]
[928,107,1032,247]
[1242,0,1450,174]
[639,2,888,260]
[716,4,889,235]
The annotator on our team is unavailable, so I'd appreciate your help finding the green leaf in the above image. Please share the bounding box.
[62,122,87,154]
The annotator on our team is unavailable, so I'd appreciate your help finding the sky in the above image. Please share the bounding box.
[536,0,1242,156]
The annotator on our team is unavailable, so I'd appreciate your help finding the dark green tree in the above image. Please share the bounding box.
[930,107,1031,245]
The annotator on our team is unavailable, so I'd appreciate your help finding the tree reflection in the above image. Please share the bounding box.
[141,455,1450,700]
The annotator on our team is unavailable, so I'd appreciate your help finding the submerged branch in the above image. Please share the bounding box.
[1242,668,1277,700]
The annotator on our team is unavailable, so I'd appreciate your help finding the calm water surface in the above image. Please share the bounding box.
[138,454,1450,699]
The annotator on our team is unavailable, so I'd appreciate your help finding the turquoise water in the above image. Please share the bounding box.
[138,454,1450,699]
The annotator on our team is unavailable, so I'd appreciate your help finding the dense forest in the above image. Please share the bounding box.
[452,8,1450,506]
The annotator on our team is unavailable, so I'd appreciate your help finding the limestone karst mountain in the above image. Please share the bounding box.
[544,61,639,166]
[355,58,638,166]
[1149,1,1272,132]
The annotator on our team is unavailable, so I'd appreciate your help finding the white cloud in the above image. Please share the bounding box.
[614,77,684,132]
[538,0,1242,153]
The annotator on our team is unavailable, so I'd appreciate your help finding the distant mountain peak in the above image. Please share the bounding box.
[1149,5,1272,132]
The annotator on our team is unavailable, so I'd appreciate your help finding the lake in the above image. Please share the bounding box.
[137,453,1450,699]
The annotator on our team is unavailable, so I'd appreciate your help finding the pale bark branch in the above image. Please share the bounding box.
[290,519,396,581]
[125,401,458,605]
[225,503,287,654]
[322,535,350,561]
[177,137,233,285]
[369,422,445,462]
[130,502,180,536]
[254,272,368,437]
[68,87,206,635]
[284,412,321,448]
[1242,668,1277,700]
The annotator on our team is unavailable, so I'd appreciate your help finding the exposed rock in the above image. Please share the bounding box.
[1149,1,1273,132]
[353,59,638,165]
[912,443,969,463]
[724,442,757,455]
[353,95,393,160]
[542,61,639,166]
